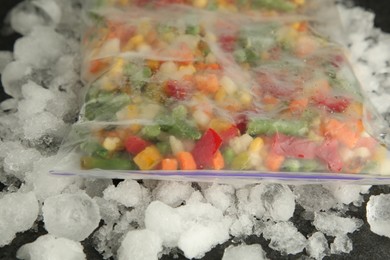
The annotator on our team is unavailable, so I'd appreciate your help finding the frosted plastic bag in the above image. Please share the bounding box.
[52,0,390,183]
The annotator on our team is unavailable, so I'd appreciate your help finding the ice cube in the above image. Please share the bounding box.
[176,202,230,259]
[16,234,86,260]
[14,26,68,69]
[0,51,13,74]
[117,229,162,260]
[3,146,41,179]
[229,214,254,237]
[9,0,61,35]
[1,61,32,99]
[330,234,353,254]
[94,197,120,224]
[42,193,101,241]
[178,222,230,259]
[0,192,39,247]
[222,244,266,260]
[262,222,307,255]
[23,111,67,140]
[366,194,390,238]
[306,232,329,260]
[294,185,337,212]
[25,156,80,201]
[203,184,235,212]
[152,181,194,207]
[103,180,142,208]
[248,184,295,221]
[313,212,363,236]
[324,184,370,205]
[145,201,183,247]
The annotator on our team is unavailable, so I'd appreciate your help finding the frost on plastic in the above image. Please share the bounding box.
[53,0,390,182]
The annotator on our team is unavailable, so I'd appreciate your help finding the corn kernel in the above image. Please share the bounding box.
[179,64,196,75]
[249,137,264,153]
[169,136,185,155]
[133,146,162,170]
[239,91,252,106]
[102,137,122,151]
[214,88,226,102]
[193,109,210,128]
[193,0,208,8]
[147,60,160,71]
[126,104,139,118]
[110,58,124,78]
[294,0,305,5]
[100,77,117,91]
[220,76,237,95]
[209,118,231,132]
[130,34,144,46]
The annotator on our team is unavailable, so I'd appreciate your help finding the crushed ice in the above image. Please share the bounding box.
[0,1,390,259]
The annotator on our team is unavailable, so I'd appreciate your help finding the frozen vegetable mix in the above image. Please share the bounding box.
[54,0,390,182]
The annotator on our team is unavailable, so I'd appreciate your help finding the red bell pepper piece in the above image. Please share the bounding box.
[191,128,223,169]
[125,136,150,155]
[314,95,350,113]
[271,134,317,160]
[164,80,190,100]
[219,35,236,52]
[219,125,240,144]
[315,138,343,172]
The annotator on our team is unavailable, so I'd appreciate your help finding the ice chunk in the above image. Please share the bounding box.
[203,184,235,212]
[325,184,370,205]
[1,61,32,98]
[367,194,390,238]
[313,212,363,236]
[10,0,61,35]
[230,214,254,237]
[19,80,54,114]
[145,201,183,247]
[117,229,162,260]
[306,232,329,260]
[103,180,142,207]
[0,192,39,247]
[294,185,336,212]
[262,222,307,255]
[25,156,80,201]
[84,178,112,198]
[42,193,101,241]
[14,26,67,69]
[16,234,86,260]
[3,146,41,179]
[0,51,13,74]
[222,244,266,260]
[94,197,120,224]
[330,234,353,254]
[152,181,194,207]
[176,202,230,259]
[247,184,295,221]
[178,223,230,259]
[23,111,67,140]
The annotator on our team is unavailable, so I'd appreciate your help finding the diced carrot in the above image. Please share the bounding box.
[89,59,107,74]
[195,74,219,93]
[289,98,308,112]
[177,152,197,170]
[295,35,318,57]
[212,150,225,170]
[161,158,178,170]
[262,95,279,105]
[265,152,285,172]
[323,119,361,148]
[195,63,221,71]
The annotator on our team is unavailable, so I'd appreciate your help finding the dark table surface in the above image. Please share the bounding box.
[1,1,390,260]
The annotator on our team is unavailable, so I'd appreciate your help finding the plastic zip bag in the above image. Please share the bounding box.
[52,0,390,183]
